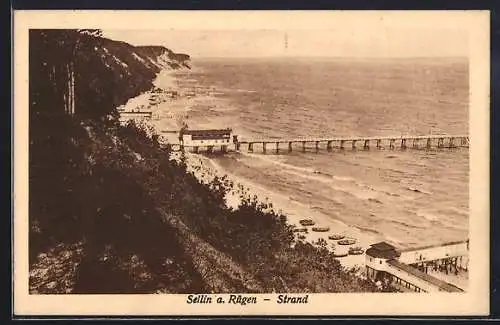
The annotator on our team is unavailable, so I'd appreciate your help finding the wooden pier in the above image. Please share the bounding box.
[119,110,153,118]
[398,240,469,274]
[236,134,469,153]
[365,240,468,293]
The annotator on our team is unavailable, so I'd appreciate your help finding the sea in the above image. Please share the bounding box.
[149,57,469,249]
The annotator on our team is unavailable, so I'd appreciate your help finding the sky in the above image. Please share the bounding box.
[101,12,472,59]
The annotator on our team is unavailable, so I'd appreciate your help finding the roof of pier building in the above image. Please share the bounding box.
[366,242,401,259]
[182,129,233,140]
[183,129,232,135]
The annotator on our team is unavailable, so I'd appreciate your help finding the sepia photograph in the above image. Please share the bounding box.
[13,10,490,316]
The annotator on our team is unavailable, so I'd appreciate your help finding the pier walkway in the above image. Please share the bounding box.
[237,134,469,153]
[385,259,464,293]
[118,110,153,118]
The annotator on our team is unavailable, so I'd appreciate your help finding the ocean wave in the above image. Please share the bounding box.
[240,152,317,174]
[416,210,440,223]
[234,89,258,93]
[233,152,398,203]
[348,190,379,201]
[312,170,333,177]
[356,226,383,236]
[405,186,433,195]
[443,206,469,217]
[391,219,426,230]
[383,190,401,197]
[332,175,356,182]
[238,153,358,186]
[368,198,383,204]
[217,87,257,94]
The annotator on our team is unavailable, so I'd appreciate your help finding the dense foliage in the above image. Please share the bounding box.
[28,30,378,293]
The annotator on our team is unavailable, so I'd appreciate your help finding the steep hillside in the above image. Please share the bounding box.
[29,30,190,120]
[28,30,381,294]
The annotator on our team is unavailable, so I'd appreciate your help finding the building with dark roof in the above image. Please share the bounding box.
[365,242,401,260]
[180,128,237,153]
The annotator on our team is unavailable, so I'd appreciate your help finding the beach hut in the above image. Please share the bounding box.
[180,128,234,153]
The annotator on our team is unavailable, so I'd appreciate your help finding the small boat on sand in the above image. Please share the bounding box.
[293,227,309,233]
[332,250,349,258]
[338,238,357,245]
[328,234,345,240]
[348,247,364,255]
[312,226,330,232]
[299,219,315,226]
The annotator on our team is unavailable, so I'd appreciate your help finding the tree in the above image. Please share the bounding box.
[30,29,104,116]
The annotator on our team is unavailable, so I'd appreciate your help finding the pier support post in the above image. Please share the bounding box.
[376,139,381,149]
[235,142,240,151]
[460,137,469,147]
[449,137,455,148]
[315,141,319,152]
[221,145,227,153]
[248,143,253,153]
[438,138,444,148]
[193,146,199,154]
[327,141,332,151]
[263,142,267,154]
[288,142,293,152]
[352,140,357,150]
[207,146,213,154]
[340,140,345,150]
[302,141,306,152]
[276,142,280,154]
[401,138,407,150]
[389,139,395,150]
[426,138,431,150]
[412,139,418,149]
[364,140,370,150]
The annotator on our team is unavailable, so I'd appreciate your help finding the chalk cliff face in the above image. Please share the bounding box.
[135,45,191,70]
[29,30,190,120]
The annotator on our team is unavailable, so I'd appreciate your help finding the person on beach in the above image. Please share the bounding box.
[179,122,188,147]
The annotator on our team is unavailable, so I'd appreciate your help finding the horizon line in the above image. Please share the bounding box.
[188,55,469,60]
